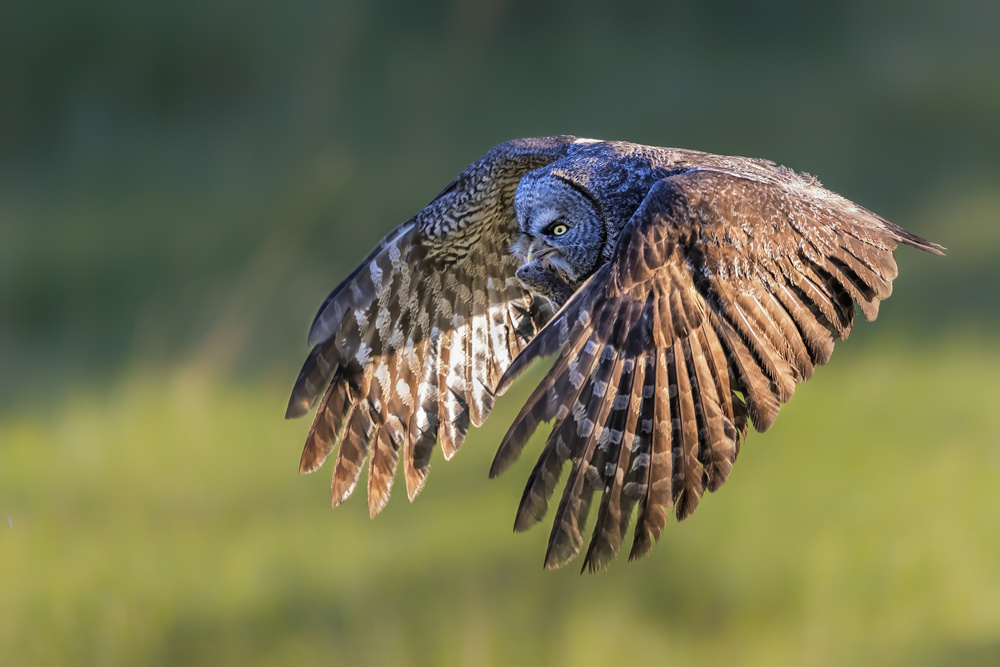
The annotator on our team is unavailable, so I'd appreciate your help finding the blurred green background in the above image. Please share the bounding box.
[2,1,998,665]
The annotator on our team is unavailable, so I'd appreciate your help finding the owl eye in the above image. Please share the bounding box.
[551,223,569,236]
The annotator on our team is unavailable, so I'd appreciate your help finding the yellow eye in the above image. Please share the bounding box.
[552,223,568,236]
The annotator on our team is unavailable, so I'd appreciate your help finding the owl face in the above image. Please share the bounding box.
[512,173,605,291]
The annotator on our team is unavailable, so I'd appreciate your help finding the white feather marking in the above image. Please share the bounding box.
[445,324,468,394]
[631,452,650,471]
[405,339,420,376]
[354,309,369,330]
[373,361,390,396]
[388,325,404,350]
[339,480,358,504]
[375,308,391,340]
[395,378,413,408]
[356,342,371,366]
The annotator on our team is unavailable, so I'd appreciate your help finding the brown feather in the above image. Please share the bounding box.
[286,339,340,419]
[630,345,674,560]
[299,370,351,474]
[583,334,645,571]
[287,138,942,571]
[331,394,375,508]
[492,291,610,479]
[509,300,619,530]
[543,331,628,569]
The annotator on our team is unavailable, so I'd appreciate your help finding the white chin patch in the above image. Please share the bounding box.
[510,234,531,262]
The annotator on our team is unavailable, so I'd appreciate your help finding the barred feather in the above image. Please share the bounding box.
[288,137,942,571]
[495,164,942,569]
[287,136,576,513]
[299,369,352,475]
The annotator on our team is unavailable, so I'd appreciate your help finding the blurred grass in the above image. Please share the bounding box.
[3,335,999,667]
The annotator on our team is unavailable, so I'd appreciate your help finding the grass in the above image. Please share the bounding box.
[2,335,999,666]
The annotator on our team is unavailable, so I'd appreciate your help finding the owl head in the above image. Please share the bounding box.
[512,170,606,290]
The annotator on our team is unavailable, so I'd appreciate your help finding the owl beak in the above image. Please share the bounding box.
[526,240,557,264]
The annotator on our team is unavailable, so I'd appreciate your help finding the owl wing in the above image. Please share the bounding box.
[491,166,944,571]
[287,136,576,516]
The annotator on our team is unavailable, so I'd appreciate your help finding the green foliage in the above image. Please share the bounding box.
[3,339,999,666]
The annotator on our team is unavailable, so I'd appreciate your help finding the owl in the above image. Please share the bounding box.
[287,136,943,571]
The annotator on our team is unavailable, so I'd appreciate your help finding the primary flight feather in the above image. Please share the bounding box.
[287,136,943,571]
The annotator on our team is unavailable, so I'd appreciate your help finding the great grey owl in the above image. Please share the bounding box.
[287,136,942,571]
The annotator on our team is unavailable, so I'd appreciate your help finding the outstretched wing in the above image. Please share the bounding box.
[287,136,576,516]
[492,167,944,571]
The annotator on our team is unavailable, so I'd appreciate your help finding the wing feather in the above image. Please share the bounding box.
[496,164,942,568]
[292,139,942,567]
[490,281,606,480]
[544,347,625,569]
[583,327,646,571]
[686,321,735,494]
[288,136,577,511]
[629,345,674,561]
[509,317,609,531]
[332,391,374,507]
[299,369,352,475]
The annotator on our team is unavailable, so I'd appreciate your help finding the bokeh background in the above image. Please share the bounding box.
[2,1,999,665]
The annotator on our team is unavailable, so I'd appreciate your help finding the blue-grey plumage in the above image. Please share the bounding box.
[288,136,943,571]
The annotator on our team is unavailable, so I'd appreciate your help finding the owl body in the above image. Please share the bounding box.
[511,141,840,309]
[289,136,942,571]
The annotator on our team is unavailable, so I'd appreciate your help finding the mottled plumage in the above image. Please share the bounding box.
[288,136,943,571]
